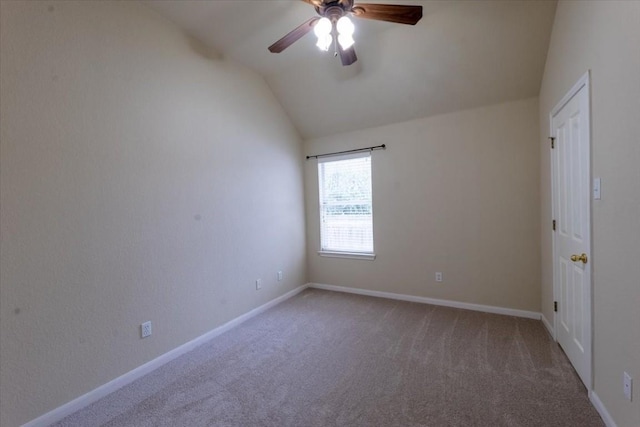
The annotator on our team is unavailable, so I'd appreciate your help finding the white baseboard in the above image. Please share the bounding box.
[309,283,541,320]
[589,390,617,427]
[541,313,555,338]
[22,283,310,427]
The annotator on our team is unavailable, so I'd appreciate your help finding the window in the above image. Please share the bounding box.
[317,152,375,259]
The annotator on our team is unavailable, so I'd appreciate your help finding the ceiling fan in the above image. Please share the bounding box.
[268,0,422,66]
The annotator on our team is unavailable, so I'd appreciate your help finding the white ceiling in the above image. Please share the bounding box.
[146,0,557,140]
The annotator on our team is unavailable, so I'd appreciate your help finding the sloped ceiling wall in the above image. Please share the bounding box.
[147,0,558,139]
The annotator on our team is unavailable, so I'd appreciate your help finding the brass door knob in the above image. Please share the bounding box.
[570,253,588,264]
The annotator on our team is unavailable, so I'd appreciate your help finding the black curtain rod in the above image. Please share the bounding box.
[306,144,386,160]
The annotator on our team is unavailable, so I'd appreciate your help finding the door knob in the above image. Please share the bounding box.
[570,253,588,264]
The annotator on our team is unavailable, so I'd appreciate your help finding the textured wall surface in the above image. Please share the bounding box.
[305,98,541,313]
[0,2,306,426]
[539,1,640,426]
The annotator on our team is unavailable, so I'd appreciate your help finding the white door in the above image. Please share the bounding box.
[551,73,591,390]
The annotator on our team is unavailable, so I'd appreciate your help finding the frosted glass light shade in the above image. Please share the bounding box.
[336,17,355,49]
[314,17,333,51]
[316,34,333,51]
[338,34,354,49]
[314,17,332,37]
[336,17,354,36]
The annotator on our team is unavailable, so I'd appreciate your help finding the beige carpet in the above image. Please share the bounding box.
[54,289,604,426]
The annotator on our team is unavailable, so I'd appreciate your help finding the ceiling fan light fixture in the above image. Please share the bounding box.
[268,1,422,66]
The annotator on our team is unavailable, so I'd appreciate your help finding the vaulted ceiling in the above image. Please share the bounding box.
[146,0,557,140]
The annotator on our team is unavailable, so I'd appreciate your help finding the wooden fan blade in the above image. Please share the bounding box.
[352,4,422,25]
[268,17,320,53]
[339,44,358,66]
[301,0,323,6]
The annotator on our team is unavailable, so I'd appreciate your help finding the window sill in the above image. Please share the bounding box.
[317,251,376,261]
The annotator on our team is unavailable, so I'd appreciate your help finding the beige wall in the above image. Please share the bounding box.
[0,2,306,426]
[305,98,541,312]
[539,1,640,426]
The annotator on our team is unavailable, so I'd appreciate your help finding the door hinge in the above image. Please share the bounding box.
[548,136,555,149]
[552,219,556,231]
[554,301,558,312]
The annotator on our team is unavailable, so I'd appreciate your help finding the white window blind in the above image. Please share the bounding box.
[318,152,374,255]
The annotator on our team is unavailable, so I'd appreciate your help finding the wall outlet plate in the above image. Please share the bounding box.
[435,272,443,282]
[256,279,262,290]
[141,321,152,338]
[624,372,633,401]
[277,271,283,281]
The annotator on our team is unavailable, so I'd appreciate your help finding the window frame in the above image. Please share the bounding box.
[316,151,376,261]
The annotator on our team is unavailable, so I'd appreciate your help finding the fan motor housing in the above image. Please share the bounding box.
[315,0,354,19]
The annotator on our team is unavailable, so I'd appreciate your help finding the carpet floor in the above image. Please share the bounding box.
[54,288,604,426]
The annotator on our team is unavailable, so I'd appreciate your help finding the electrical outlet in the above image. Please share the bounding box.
[141,321,152,338]
[256,278,262,290]
[435,272,443,282]
[277,271,283,282]
[624,372,633,401]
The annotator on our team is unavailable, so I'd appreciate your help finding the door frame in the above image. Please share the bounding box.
[549,70,593,391]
